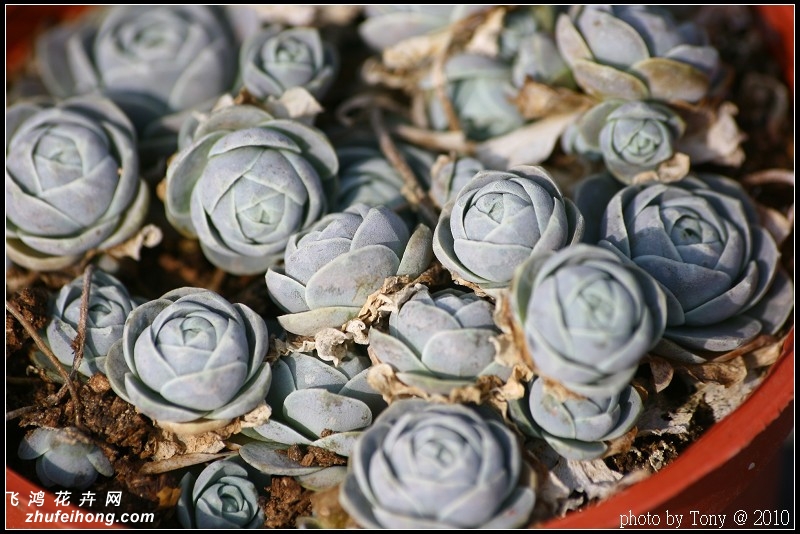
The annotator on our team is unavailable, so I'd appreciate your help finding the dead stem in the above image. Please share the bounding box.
[5,300,83,428]
[207,267,227,294]
[69,263,95,381]
[6,405,37,421]
[7,376,43,386]
[370,107,439,228]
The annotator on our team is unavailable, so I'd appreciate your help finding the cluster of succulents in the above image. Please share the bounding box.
[6,4,793,530]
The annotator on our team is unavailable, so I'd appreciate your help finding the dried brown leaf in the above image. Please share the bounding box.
[647,356,675,393]
[674,100,746,166]
[513,80,594,120]
[475,112,583,168]
[103,224,163,262]
[678,356,748,386]
[139,452,234,475]
[632,152,690,184]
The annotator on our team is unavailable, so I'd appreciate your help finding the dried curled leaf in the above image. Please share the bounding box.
[476,112,583,168]
[674,100,746,166]
[513,80,594,120]
[139,452,235,475]
[151,403,272,460]
[103,224,163,262]
[631,152,690,184]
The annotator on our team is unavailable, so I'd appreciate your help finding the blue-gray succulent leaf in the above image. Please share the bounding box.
[240,25,339,101]
[283,389,372,438]
[36,6,245,164]
[277,307,360,337]
[512,32,573,89]
[248,419,314,446]
[358,6,491,51]
[741,268,794,336]
[239,442,322,476]
[44,269,138,377]
[556,6,718,102]
[430,156,484,208]
[420,53,524,141]
[340,399,533,528]
[598,174,790,352]
[164,109,338,275]
[105,289,271,424]
[420,329,497,377]
[18,427,113,490]
[511,244,666,395]
[295,466,348,492]
[338,368,389,416]
[268,205,430,336]
[311,431,363,457]
[368,328,431,373]
[397,224,434,277]
[434,165,583,290]
[6,96,146,270]
[177,459,264,529]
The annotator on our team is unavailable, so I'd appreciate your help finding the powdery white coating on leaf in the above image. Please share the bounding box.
[434,165,585,293]
[164,105,339,274]
[104,288,272,424]
[18,427,113,490]
[177,459,264,529]
[6,96,147,271]
[598,173,793,352]
[42,270,139,377]
[510,244,667,397]
[339,399,535,528]
[267,204,433,336]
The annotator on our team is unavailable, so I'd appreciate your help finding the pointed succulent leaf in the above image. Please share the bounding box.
[267,204,433,336]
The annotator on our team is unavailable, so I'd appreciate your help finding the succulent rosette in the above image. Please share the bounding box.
[266,204,433,336]
[511,244,667,396]
[104,288,272,426]
[419,53,525,141]
[562,100,686,184]
[555,5,721,102]
[239,350,385,490]
[6,96,147,271]
[339,399,535,528]
[429,155,484,209]
[433,165,584,295]
[334,139,435,213]
[369,286,509,394]
[358,6,491,51]
[177,458,265,529]
[18,427,114,490]
[240,24,339,101]
[165,104,338,275]
[35,5,246,161]
[509,376,644,460]
[39,270,140,377]
[598,174,794,352]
